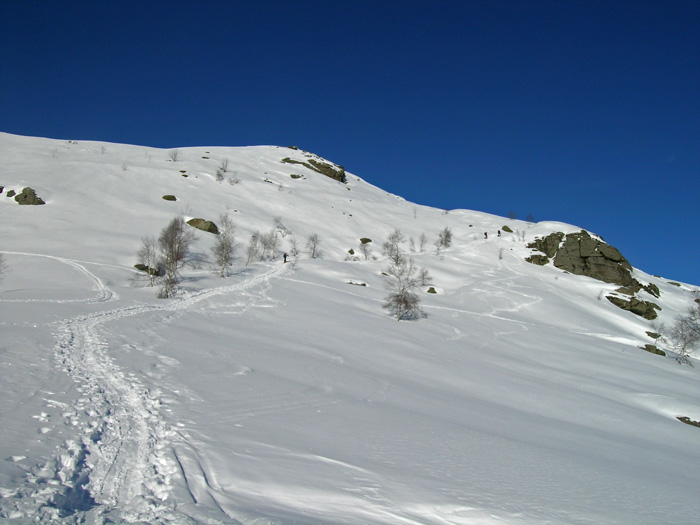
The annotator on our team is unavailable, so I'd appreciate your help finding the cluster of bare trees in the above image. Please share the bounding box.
[137,213,325,297]
[136,214,229,297]
[656,291,700,365]
[156,216,197,298]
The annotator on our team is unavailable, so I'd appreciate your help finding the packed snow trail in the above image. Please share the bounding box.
[1,261,287,523]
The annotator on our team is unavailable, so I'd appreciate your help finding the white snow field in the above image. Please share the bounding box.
[1,132,698,524]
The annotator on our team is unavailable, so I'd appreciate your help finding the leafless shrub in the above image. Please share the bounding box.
[306,233,322,259]
[157,216,197,297]
[383,254,426,321]
[211,213,237,277]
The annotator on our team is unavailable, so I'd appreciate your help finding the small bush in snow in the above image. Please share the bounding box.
[246,232,261,265]
[306,233,321,259]
[383,254,427,321]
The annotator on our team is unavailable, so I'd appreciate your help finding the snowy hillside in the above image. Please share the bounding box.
[1,132,699,524]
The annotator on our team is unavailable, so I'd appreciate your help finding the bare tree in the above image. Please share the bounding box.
[246,231,261,265]
[136,236,160,287]
[418,233,427,252]
[306,233,321,259]
[666,293,700,364]
[383,229,405,264]
[286,234,300,267]
[211,213,237,277]
[288,234,300,258]
[418,267,433,287]
[274,216,290,237]
[383,254,426,321]
[438,227,452,248]
[168,149,180,162]
[158,216,196,298]
[358,241,372,260]
[260,229,279,260]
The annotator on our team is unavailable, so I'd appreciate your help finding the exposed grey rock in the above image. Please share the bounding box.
[644,283,661,298]
[186,218,218,234]
[677,416,700,428]
[527,230,665,320]
[641,344,666,356]
[527,232,564,258]
[606,295,660,320]
[134,263,163,276]
[551,231,634,286]
[281,156,347,183]
[14,187,45,205]
[525,254,550,266]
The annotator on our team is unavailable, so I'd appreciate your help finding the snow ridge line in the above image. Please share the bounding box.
[8,262,286,522]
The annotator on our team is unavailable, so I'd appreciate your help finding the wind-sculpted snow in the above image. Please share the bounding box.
[0,261,286,523]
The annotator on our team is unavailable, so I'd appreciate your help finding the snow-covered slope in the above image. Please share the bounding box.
[1,132,698,524]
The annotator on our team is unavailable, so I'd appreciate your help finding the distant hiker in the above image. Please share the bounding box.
[283,252,288,263]
[484,232,488,240]
[497,230,501,237]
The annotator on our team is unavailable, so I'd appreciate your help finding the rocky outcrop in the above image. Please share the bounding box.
[528,230,635,286]
[527,229,662,319]
[527,232,564,259]
[14,187,45,205]
[552,231,634,286]
[525,254,550,266]
[641,344,666,356]
[606,295,660,320]
[186,218,219,234]
[281,155,347,183]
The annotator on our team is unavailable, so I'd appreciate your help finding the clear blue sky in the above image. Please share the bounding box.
[2,1,698,285]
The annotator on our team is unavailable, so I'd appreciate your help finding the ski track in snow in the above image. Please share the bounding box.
[1,257,287,523]
[0,251,117,303]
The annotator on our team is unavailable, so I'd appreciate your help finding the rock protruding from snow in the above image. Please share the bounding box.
[527,230,635,286]
[14,187,46,205]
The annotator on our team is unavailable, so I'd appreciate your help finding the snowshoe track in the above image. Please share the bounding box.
[2,262,285,522]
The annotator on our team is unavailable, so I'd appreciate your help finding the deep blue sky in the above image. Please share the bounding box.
[2,1,698,284]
